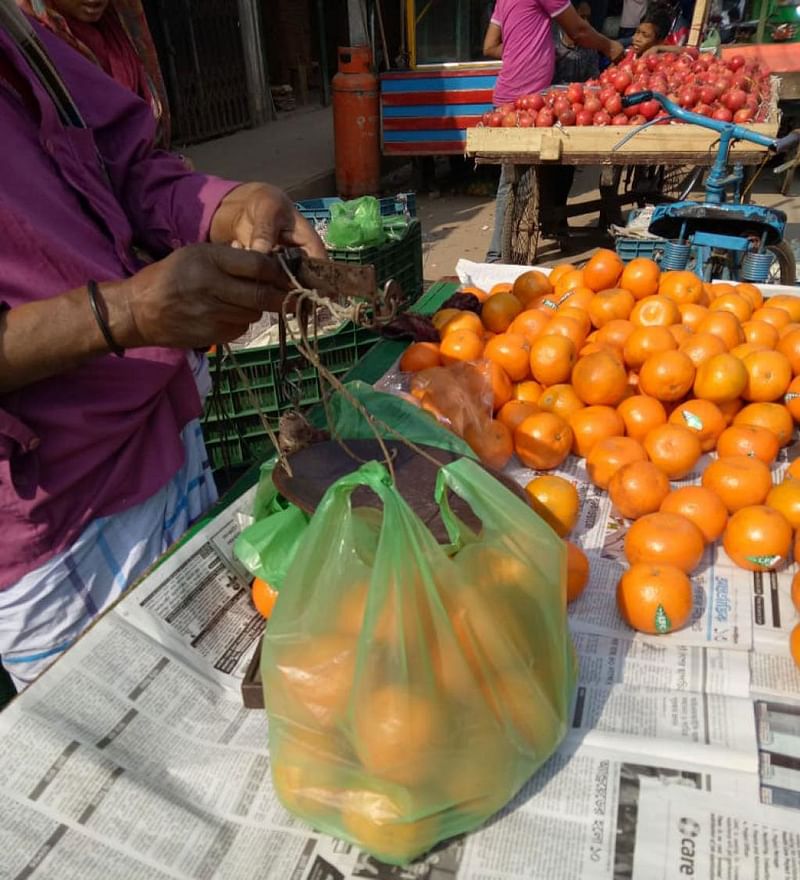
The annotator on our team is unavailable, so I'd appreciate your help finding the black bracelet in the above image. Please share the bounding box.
[87,280,125,357]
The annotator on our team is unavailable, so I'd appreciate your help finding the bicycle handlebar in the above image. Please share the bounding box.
[620,91,791,152]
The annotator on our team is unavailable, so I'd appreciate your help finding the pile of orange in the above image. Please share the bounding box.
[399,253,800,661]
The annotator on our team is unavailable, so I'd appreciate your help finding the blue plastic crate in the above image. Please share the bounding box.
[615,237,668,263]
[296,192,417,222]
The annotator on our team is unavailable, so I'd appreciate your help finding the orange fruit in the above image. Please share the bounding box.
[514,412,573,470]
[716,424,779,464]
[695,311,744,350]
[340,790,439,863]
[432,308,460,331]
[785,375,800,421]
[752,305,792,331]
[557,285,596,311]
[787,459,800,480]
[608,460,670,520]
[251,577,279,618]
[489,282,513,295]
[498,399,540,433]
[667,324,691,346]
[659,270,704,305]
[766,295,800,322]
[701,455,773,513]
[644,423,702,481]
[791,623,800,669]
[440,310,484,338]
[545,315,587,350]
[549,262,576,288]
[623,325,676,370]
[736,282,764,310]
[553,268,587,300]
[620,257,660,300]
[354,685,443,785]
[617,563,693,634]
[487,361,513,411]
[722,505,792,572]
[586,436,647,490]
[668,399,726,452]
[718,397,744,425]
[464,419,514,471]
[596,318,634,351]
[482,292,523,333]
[509,308,551,343]
[679,303,708,331]
[734,402,794,446]
[617,394,667,443]
[660,486,728,543]
[742,350,792,402]
[512,269,553,307]
[679,332,727,369]
[766,479,800,530]
[529,334,577,386]
[557,305,592,337]
[630,295,681,327]
[625,511,705,573]
[439,329,484,365]
[743,319,780,350]
[566,542,590,602]
[693,353,748,403]
[537,383,585,421]
[571,350,629,406]
[587,288,635,328]
[709,292,753,323]
[399,341,441,373]
[274,635,355,727]
[524,474,580,536]
[569,405,625,457]
[777,328,800,376]
[731,342,769,360]
[484,332,531,382]
[791,571,800,613]
[638,350,696,402]
[584,248,624,291]
[512,379,544,403]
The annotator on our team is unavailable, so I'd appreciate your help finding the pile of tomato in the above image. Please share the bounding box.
[398,252,800,666]
[479,51,772,129]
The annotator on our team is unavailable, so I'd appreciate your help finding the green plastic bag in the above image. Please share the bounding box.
[262,457,576,865]
[326,196,386,249]
[325,380,477,460]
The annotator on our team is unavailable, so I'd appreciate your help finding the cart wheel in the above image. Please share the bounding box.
[766,240,797,286]
[501,165,540,265]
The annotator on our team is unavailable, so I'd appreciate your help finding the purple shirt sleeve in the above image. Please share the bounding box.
[38,28,239,255]
[542,0,571,17]
[490,1,502,26]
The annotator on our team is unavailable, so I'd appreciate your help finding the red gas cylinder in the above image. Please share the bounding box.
[332,46,380,198]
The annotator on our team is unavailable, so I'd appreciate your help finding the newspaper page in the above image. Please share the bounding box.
[756,700,800,811]
[631,781,800,879]
[115,485,265,688]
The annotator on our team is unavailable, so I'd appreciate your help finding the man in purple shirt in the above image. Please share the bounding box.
[483,0,623,260]
[0,7,324,689]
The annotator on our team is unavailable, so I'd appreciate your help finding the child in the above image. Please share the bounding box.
[631,4,682,55]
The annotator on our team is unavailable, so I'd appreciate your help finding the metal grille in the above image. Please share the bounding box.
[145,0,252,145]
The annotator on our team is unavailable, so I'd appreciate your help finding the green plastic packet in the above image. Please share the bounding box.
[326,196,386,248]
[262,457,576,865]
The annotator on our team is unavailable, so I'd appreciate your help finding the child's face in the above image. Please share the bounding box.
[632,23,660,55]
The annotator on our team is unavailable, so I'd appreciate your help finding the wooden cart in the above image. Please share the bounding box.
[466,119,780,265]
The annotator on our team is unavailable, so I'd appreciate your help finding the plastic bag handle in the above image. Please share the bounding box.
[315,459,396,516]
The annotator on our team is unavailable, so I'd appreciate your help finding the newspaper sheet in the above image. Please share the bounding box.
[632,782,800,879]
[1,265,799,878]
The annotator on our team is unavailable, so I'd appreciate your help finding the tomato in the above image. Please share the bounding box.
[723,89,747,111]
[559,109,577,126]
[536,108,555,127]
[584,95,602,114]
[567,82,584,103]
[501,112,518,127]
[593,110,611,126]
[576,109,594,126]
[518,111,534,127]
[712,107,733,122]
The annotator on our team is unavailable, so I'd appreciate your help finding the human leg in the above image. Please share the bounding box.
[486,164,511,262]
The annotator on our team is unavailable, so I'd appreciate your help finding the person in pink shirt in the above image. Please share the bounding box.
[483,0,623,260]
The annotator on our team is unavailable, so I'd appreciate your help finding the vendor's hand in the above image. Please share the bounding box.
[608,39,625,62]
[210,182,326,259]
[105,243,294,350]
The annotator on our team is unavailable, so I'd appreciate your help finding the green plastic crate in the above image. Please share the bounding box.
[328,218,423,303]
[202,323,379,474]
